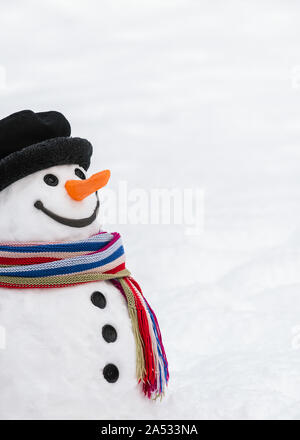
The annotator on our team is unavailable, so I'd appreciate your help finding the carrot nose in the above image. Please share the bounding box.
[65,170,111,201]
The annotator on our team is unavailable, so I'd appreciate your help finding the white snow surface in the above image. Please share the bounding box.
[1,0,300,420]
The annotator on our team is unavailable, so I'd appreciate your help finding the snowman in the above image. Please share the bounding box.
[0,110,168,420]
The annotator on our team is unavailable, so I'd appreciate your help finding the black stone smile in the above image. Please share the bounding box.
[34,196,99,228]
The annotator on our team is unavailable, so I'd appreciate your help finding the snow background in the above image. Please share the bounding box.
[1,0,300,420]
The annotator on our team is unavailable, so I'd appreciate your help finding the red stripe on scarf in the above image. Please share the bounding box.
[104,262,126,274]
[0,280,100,289]
[0,256,61,266]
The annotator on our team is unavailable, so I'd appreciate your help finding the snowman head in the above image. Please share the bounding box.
[0,110,110,242]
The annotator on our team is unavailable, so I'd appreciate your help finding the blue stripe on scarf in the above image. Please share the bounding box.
[0,240,111,253]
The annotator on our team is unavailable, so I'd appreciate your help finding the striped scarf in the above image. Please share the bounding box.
[0,232,169,399]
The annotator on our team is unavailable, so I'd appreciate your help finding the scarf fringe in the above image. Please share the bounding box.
[117,277,169,399]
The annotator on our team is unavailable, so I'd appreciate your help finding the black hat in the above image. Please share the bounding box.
[0,110,93,191]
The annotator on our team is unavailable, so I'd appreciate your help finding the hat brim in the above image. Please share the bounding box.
[0,137,93,192]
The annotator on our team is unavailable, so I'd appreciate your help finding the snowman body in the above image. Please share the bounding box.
[0,280,142,420]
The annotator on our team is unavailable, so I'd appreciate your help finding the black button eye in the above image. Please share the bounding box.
[44,174,59,186]
[75,168,86,180]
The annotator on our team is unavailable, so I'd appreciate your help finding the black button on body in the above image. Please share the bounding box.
[91,291,106,309]
[103,364,119,383]
[102,324,117,343]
